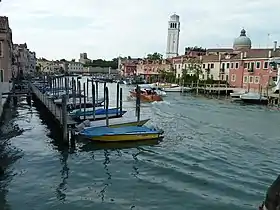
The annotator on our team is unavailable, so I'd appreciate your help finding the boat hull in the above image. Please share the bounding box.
[88,119,150,128]
[75,111,127,121]
[129,91,162,102]
[89,133,161,142]
[240,99,268,105]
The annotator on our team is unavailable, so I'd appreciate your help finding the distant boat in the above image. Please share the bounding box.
[138,84,167,97]
[240,92,268,105]
[79,126,164,142]
[230,89,248,100]
[129,88,163,102]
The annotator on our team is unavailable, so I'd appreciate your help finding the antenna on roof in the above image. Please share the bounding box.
[267,33,271,49]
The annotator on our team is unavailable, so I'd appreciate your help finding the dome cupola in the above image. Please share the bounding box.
[233,29,252,50]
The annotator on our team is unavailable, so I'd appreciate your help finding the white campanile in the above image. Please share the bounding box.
[166,13,180,58]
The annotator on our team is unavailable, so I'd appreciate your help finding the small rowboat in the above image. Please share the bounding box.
[79,126,164,142]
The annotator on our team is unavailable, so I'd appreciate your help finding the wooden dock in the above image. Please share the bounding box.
[30,83,76,127]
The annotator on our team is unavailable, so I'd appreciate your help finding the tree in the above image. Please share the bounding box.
[182,57,202,83]
[146,52,163,60]
[158,68,176,83]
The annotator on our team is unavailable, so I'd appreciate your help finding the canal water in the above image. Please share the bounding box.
[1,80,280,210]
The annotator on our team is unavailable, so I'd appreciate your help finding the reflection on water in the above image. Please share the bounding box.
[1,82,280,209]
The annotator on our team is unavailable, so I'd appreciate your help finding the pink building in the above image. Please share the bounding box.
[0,16,13,82]
[120,59,139,77]
[229,49,279,89]
[136,59,172,79]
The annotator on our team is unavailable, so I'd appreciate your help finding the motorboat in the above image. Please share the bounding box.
[138,84,167,97]
[129,87,163,102]
[239,92,268,105]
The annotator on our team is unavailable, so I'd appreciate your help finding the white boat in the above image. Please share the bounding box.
[239,92,268,105]
[230,90,248,100]
[138,84,167,97]
[163,85,192,92]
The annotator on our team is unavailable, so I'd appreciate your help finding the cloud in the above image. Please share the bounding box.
[1,0,280,60]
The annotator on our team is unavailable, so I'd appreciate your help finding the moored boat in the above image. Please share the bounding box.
[240,92,268,105]
[79,126,164,142]
[230,89,248,100]
[70,107,127,121]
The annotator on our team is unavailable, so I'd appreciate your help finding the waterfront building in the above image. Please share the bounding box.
[136,59,172,79]
[228,29,280,90]
[119,58,139,77]
[166,14,180,58]
[67,61,83,73]
[0,16,13,82]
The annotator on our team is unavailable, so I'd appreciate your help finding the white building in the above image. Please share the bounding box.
[68,62,84,72]
[166,14,180,58]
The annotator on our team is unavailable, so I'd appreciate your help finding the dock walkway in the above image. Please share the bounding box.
[30,83,76,127]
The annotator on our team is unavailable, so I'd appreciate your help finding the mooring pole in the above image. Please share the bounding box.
[116,82,119,116]
[92,81,96,120]
[120,88,123,115]
[103,82,106,109]
[136,85,140,123]
[83,82,86,120]
[62,94,68,143]
[105,86,109,126]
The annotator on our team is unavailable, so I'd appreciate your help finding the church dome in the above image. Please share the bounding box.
[233,29,252,50]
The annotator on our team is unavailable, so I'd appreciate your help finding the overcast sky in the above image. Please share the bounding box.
[1,0,280,60]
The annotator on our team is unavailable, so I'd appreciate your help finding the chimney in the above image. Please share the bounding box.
[269,50,272,58]
[240,52,243,59]
[274,41,277,52]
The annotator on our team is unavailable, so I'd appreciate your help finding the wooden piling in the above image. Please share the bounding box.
[95,81,99,102]
[105,86,109,126]
[136,85,140,123]
[103,82,106,109]
[116,82,120,116]
[86,79,89,100]
[83,83,86,120]
[61,94,68,143]
[78,81,81,111]
[120,88,123,115]
[91,81,96,120]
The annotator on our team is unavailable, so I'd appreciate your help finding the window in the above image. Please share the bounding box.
[231,63,234,68]
[244,62,248,69]
[235,62,239,69]
[256,62,261,69]
[210,63,214,68]
[254,76,260,84]
[0,41,3,57]
[222,63,225,69]
[202,74,204,80]
[0,69,3,82]
[243,76,248,83]
[226,63,230,68]
[226,75,229,81]
[231,74,236,82]
[249,76,254,83]
[203,64,205,68]
[221,74,224,80]
[250,62,255,69]
[264,61,268,69]
[211,74,213,80]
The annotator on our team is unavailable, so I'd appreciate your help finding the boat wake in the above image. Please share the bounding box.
[151,101,170,105]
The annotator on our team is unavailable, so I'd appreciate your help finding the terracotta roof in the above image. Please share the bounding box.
[0,16,9,32]
[207,48,233,53]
